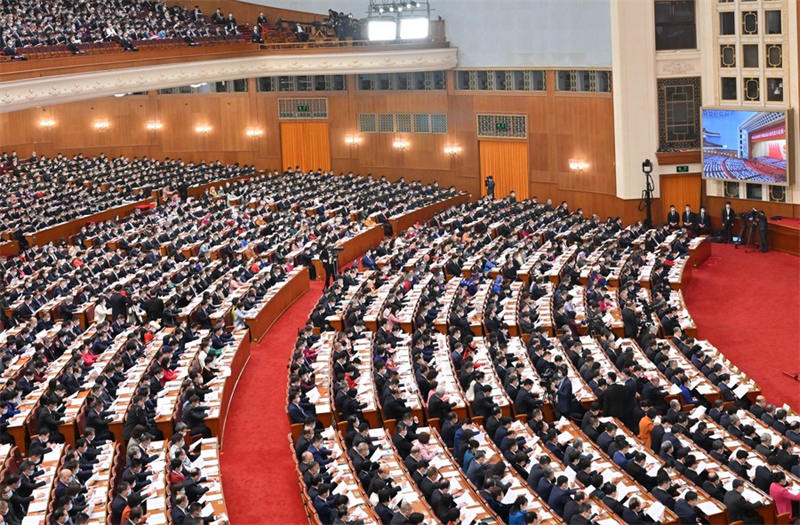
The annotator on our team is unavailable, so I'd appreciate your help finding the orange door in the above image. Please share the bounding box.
[479,140,530,199]
[280,121,331,172]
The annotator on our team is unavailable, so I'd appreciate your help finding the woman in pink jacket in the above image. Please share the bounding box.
[769,471,800,518]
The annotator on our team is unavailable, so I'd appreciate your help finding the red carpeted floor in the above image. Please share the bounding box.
[220,279,323,525]
[683,243,800,409]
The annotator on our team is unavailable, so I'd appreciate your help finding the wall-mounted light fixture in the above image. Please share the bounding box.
[444,145,462,157]
[38,118,56,128]
[93,119,110,131]
[392,138,410,151]
[195,124,212,134]
[344,135,363,145]
[245,127,264,137]
[145,121,163,131]
[568,159,589,172]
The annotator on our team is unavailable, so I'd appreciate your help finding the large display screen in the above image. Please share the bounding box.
[701,108,788,185]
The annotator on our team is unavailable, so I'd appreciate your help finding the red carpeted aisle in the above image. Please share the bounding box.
[683,243,800,408]
[220,280,323,525]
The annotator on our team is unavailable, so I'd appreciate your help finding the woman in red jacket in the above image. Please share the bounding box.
[769,471,800,518]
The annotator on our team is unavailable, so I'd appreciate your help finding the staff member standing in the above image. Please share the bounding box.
[485,175,495,199]
[722,201,736,242]
[320,245,337,289]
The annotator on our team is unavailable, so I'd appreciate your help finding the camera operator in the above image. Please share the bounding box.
[752,208,768,252]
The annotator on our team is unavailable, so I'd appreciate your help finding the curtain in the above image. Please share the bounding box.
[660,174,701,223]
[280,121,331,172]
[478,140,530,200]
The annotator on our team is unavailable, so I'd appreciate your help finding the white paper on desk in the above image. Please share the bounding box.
[370,447,389,463]
[27,500,47,513]
[734,384,750,399]
[597,519,620,525]
[697,500,720,515]
[501,489,519,505]
[742,488,762,504]
[616,484,635,501]
[20,517,42,525]
[461,508,478,525]
[556,431,573,445]
[601,468,616,485]
[454,493,474,508]
[191,456,205,470]
[644,501,666,522]
[692,405,707,418]
[202,503,215,516]
[563,466,577,484]
[306,387,321,403]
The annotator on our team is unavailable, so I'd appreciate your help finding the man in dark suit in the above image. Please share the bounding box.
[602,372,628,422]
[696,207,712,235]
[427,387,452,421]
[171,494,189,525]
[555,368,573,418]
[109,285,131,320]
[667,205,680,229]
[723,479,763,524]
[546,476,576,517]
[675,491,706,524]
[682,204,696,231]
[110,482,132,525]
[722,201,736,242]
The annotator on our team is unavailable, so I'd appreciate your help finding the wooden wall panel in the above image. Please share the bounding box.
[0,70,638,221]
[659,174,702,221]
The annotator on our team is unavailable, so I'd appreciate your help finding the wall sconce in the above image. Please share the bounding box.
[145,121,163,131]
[245,127,264,137]
[392,139,410,151]
[568,159,589,172]
[444,145,462,157]
[38,118,56,128]
[344,135,362,145]
[195,124,212,134]
[93,120,110,131]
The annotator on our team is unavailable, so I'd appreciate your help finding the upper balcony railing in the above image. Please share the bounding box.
[1,16,447,84]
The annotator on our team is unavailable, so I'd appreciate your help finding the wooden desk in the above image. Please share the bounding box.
[688,236,711,267]
[244,267,310,342]
[766,218,800,256]
[389,193,469,235]
[24,197,155,247]
[205,330,251,447]
[0,240,19,257]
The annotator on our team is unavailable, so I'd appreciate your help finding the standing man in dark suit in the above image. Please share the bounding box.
[109,285,131,320]
[555,368,573,419]
[722,201,736,242]
[603,372,628,426]
[485,175,495,199]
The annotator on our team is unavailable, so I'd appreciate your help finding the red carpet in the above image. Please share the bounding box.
[220,279,323,525]
[683,243,800,409]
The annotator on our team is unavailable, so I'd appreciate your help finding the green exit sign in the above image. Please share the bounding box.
[496,122,507,131]
[676,165,689,173]
[297,105,309,112]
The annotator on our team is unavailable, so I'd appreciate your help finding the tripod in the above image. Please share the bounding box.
[736,219,759,252]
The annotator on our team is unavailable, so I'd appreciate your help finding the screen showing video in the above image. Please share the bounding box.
[702,108,788,185]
